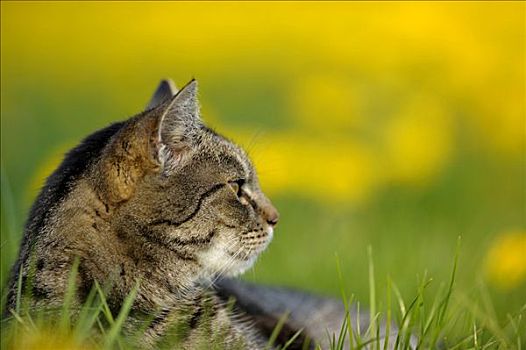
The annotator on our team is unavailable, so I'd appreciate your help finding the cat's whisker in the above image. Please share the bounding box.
[209,243,244,287]
[213,248,241,281]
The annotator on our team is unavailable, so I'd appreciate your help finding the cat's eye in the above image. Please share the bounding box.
[228,179,245,197]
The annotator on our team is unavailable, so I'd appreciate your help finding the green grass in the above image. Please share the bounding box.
[1,239,523,350]
[327,242,524,350]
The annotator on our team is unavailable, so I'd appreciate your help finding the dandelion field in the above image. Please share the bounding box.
[1,2,525,348]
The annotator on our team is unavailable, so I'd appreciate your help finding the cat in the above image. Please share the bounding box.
[4,79,281,349]
[3,79,404,350]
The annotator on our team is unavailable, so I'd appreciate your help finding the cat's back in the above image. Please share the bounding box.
[5,121,126,311]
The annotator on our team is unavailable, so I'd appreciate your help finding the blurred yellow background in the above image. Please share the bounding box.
[1,1,524,319]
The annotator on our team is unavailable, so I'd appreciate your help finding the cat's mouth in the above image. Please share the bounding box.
[239,226,274,255]
[197,226,273,278]
[225,226,273,274]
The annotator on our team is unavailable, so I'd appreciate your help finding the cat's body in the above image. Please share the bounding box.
[4,80,278,348]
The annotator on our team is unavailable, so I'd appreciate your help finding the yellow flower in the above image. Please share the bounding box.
[7,328,92,350]
[290,74,363,132]
[485,230,526,290]
[242,133,379,203]
[382,95,453,185]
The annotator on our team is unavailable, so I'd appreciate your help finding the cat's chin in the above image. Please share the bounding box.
[197,245,260,279]
[223,255,258,277]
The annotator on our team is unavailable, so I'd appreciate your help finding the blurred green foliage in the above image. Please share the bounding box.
[1,1,524,325]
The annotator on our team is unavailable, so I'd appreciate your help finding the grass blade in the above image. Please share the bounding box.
[367,246,377,348]
[282,328,304,350]
[59,256,80,331]
[104,283,138,349]
[265,311,290,350]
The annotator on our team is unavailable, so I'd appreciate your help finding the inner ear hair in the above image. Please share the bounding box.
[155,79,201,169]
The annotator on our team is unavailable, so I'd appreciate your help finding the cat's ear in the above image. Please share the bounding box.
[146,79,178,110]
[156,79,201,167]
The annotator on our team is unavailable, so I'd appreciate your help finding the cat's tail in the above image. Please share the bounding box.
[215,278,414,350]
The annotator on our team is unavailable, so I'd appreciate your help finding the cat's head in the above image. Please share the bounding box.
[98,79,278,279]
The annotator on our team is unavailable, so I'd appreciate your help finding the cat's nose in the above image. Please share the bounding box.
[264,205,279,227]
[255,192,279,227]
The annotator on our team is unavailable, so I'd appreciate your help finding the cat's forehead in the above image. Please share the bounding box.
[200,128,253,179]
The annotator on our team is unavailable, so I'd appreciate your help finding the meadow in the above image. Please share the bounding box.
[1,2,525,348]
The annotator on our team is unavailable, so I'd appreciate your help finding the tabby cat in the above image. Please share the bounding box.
[5,79,281,348]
